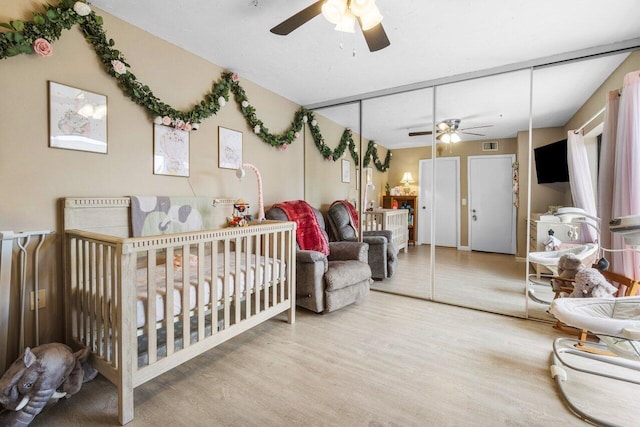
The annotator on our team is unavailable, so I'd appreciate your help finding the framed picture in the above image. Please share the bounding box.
[341,159,351,183]
[218,126,243,169]
[48,81,107,153]
[153,124,190,177]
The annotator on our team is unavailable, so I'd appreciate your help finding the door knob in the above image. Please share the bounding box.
[473,214,477,221]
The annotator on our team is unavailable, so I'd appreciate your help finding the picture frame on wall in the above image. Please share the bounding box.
[341,159,351,183]
[218,126,243,169]
[48,81,108,154]
[153,124,190,177]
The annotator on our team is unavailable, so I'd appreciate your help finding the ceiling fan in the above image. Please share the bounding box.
[408,119,493,143]
[270,0,390,52]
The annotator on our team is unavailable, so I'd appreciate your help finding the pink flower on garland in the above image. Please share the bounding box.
[294,132,299,138]
[328,155,333,161]
[175,119,185,130]
[184,123,192,131]
[231,73,239,82]
[162,116,172,126]
[33,38,52,57]
[111,59,127,75]
[281,144,288,151]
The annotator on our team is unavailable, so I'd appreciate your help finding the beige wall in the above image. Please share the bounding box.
[388,138,518,248]
[0,5,305,356]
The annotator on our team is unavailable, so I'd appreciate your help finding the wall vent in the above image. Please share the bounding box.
[482,141,499,151]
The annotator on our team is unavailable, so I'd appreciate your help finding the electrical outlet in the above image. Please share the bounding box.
[30,290,46,310]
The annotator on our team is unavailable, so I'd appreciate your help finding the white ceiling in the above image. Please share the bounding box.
[91,0,640,149]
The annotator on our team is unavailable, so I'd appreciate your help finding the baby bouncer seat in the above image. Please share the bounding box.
[549,296,640,426]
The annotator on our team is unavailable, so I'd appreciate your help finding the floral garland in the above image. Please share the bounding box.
[363,141,392,172]
[0,0,391,168]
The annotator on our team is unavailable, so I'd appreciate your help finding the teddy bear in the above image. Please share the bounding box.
[551,253,584,294]
[569,268,618,298]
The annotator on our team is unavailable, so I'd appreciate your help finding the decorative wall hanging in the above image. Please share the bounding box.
[341,159,351,183]
[218,127,243,169]
[0,0,393,169]
[48,81,107,153]
[153,124,189,177]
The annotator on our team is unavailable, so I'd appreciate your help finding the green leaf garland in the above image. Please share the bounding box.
[0,0,391,169]
[363,141,391,172]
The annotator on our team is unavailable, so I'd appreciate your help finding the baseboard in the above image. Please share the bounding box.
[516,256,527,263]
[457,246,470,251]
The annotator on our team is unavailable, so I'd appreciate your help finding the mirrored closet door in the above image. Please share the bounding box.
[431,70,531,317]
[362,88,434,299]
[527,50,636,321]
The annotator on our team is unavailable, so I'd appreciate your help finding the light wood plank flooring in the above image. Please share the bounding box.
[371,245,557,320]
[32,291,638,426]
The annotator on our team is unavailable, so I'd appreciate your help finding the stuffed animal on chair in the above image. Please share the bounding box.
[570,268,618,298]
[552,253,584,294]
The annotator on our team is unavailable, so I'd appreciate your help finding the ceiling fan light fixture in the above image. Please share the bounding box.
[450,132,461,143]
[440,133,451,144]
[321,0,347,25]
[349,0,376,17]
[436,121,450,131]
[359,5,383,30]
[334,8,356,33]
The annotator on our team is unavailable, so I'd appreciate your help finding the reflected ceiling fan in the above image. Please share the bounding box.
[270,0,390,52]
[408,119,492,143]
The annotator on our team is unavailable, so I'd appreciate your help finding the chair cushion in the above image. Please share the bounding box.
[325,260,371,291]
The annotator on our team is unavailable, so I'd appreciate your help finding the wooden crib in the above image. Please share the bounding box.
[63,197,296,425]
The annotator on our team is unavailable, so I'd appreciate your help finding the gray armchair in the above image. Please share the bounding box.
[266,202,372,313]
[326,201,398,280]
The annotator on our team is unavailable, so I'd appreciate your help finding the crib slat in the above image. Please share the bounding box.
[245,235,252,319]
[112,247,119,368]
[279,230,285,304]
[270,232,277,305]
[254,233,261,314]
[234,237,241,324]
[223,240,230,329]
[211,242,218,334]
[165,246,175,357]
[96,245,104,358]
[147,250,157,365]
[197,242,205,341]
[181,244,190,349]
[264,232,270,309]
[82,241,90,346]
[103,245,111,362]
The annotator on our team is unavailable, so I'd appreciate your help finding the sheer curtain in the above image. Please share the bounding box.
[598,90,620,254]
[612,70,640,280]
[567,130,598,243]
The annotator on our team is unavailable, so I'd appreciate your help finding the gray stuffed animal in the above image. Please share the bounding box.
[569,268,618,298]
[551,253,584,294]
[0,343,97,427]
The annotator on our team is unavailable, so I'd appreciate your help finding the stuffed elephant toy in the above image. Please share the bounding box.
[0,343,97,427]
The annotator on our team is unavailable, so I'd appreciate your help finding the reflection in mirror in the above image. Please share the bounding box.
[527,51,635,321]
[305,102,361,213]
[432,70,531,317]
[361,88,434,299]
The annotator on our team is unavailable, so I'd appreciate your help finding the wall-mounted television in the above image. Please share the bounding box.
[534,139,569,184]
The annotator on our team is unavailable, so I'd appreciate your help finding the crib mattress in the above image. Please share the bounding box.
[135,253,283,329]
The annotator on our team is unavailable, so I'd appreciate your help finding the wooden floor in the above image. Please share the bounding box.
[372,244,537,318]
[33,291,639,426]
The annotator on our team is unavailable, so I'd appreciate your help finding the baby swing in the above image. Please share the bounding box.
[528,208,601,305]
[549,214,640,426]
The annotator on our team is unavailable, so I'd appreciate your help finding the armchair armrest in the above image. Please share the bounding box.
[297,249,327,264]
[328,241,368,263]
[364,229,393,242]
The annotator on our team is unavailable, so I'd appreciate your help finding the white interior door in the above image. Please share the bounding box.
[418,157,459,247]
[468,155,516,254]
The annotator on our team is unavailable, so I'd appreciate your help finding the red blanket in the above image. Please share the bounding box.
[330,200,359,231]
[273,200,329,256]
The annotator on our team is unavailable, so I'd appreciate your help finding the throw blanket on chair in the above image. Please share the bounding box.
[273,200,329,255]
[330,200,359,233]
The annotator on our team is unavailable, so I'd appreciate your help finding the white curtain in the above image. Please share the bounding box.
[567,130,598,243]
[598,90,620,254]
[612,70,640,281]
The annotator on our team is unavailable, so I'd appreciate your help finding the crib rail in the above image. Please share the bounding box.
[65,221,296,408]
[362,209,409,252]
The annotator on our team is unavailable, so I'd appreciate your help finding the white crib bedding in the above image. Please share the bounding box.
[135,253,284,329]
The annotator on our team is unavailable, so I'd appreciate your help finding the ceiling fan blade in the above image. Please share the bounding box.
[408,131,432,137]
[459,125,493,131]
[270,1,324,35]
[460,131,486,136]
[360,22,390,52]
